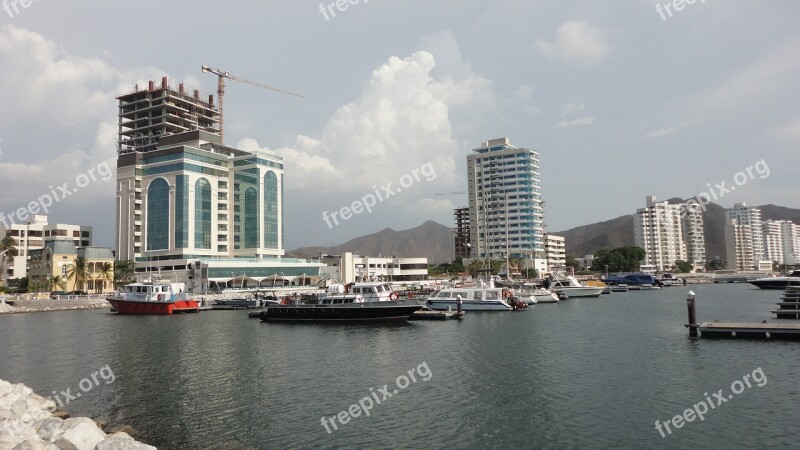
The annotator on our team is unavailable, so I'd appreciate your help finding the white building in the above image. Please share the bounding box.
[0,215,92,280]
[725,203,768,270]
[322,253,428,284]
[762,220,785,264]
[780,221,800,265]
[634,196,686,272]
[544,234,566,270]
[466,137,547,274]
[682,202,706,272]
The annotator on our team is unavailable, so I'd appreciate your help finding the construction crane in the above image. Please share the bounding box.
[201,65,303,143]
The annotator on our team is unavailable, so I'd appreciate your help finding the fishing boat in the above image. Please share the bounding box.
[259,283,423,322]
[107,279,199,315]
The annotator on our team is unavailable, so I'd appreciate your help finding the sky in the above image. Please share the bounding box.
[0,1,798,250]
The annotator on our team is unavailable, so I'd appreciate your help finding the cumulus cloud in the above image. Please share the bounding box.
[268,49,490,193]
[560,103,587,118]
[558,116,595,128]
[535,21,612,66]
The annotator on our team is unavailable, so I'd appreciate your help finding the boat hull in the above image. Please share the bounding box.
[260,302,423,322]
[426,299,511,311]
[107,298,200,315]
[749,278,799,289]
[553,287,604,298]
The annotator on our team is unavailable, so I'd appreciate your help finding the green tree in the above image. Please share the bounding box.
[675,261,693,273]
[591,246,646,272]
[565,255,580,271]
[114,260,135,287]
[49,275,67,291]
[66,256,89,291]
[96,262,114,293]
[0,236,19,285]
[467,260,484,277]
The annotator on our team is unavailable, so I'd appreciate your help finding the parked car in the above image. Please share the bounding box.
[71,291,88,296]
[49,291,71,299]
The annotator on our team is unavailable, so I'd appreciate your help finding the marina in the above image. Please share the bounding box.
[1,283,796,448]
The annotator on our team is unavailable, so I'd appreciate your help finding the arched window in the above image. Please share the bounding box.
[147,178,170,250]
[195,178,212,249]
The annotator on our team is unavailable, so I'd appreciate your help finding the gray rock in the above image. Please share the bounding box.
[52,422,105,450]
[104,432,134,441]
[12,437,59,449]
[37,417,65,442]
[95,437,156,450]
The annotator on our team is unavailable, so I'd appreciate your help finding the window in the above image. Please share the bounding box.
[263,171,279,249]
[147,178,170,250]
[194,178,212,249]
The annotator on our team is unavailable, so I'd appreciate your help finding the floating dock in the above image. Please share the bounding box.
[410,310,464,321]
[696,322,800,339]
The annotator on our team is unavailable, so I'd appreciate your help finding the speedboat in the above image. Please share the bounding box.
[749,270,800,290]
[517,288,559,304]
[107,279,199,315]
[546,273,604,298]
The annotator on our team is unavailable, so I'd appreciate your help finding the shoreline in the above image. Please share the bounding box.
[0,298,110,315]
[0,378,156,449]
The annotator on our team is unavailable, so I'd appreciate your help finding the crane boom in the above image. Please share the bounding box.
[201,65,303,143]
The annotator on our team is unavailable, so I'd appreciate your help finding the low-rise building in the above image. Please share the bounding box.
[321,252,428,284]
[545,234,566,270]
[27,239,115,293]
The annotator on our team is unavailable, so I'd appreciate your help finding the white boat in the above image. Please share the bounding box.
[517,288,559,304]
[547,273,604,298]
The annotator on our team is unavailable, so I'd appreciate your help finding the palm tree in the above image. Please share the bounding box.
[97,262,114,293]
[114,260,135,288]
[66,256,89,292]
[508,255,525,277]
[49,275,66,291]
[0,236,18,285]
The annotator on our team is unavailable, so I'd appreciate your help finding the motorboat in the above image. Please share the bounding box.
[545,273,605,298]
[259,283,423,322]
[749,270,800,290]
[425,279,526,311]
[107,279,199,315]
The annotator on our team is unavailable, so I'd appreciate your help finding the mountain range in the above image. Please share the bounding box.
[290,202,800,264]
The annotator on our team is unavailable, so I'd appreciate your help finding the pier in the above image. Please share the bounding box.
[685,290,800,339]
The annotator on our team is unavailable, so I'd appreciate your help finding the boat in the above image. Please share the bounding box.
[106,279,199,315]
[425,279,526,311]
[518,288,559,304]
[259,283,423,322]
[608,284,629,292]
[545,273,605,298]
[602,273,663,287]
[749,270,800,290]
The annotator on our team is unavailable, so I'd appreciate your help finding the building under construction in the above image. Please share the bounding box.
[116,77,219,153]
[114,77,322,291]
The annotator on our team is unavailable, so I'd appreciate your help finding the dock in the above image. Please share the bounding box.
[410,309,464,321]
[697,322,800,339]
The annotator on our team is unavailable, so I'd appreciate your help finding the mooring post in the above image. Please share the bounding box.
[687,290,698,337]
[457,295,463,315]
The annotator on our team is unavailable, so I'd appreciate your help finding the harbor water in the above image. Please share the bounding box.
[1,283,798,449]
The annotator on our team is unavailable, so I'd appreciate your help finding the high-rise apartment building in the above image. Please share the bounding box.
[634,196,687,272]
[724,203,766,270]
[762,220,785,264]
[466,138,546,274]
[780,221,800,265]
[453,207,470,260]
[682,202,706,271]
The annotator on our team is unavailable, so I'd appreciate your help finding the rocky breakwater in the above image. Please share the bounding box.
[0,379,155,449]
[0,298,109,315]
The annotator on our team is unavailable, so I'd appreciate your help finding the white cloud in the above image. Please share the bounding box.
[535,21,612,66]
[269,49,489,192]
[644,127,676,139]
[558,116,595,128]
[560,102,587,118]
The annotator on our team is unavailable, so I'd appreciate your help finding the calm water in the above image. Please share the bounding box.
[1,284,798,449]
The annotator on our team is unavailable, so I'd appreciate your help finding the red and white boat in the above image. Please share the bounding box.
[107,280,199,315]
